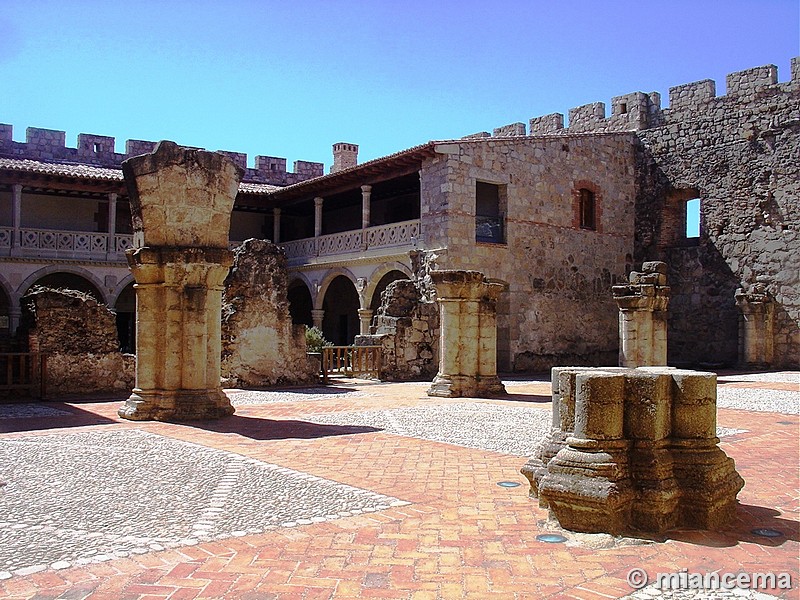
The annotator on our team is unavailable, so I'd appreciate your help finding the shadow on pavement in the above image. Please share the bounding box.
[188,414,382,441]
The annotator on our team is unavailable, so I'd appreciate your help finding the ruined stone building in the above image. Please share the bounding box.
[1,58,797,370]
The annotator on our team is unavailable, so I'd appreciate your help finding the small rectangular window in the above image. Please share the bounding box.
[579,189,596,230]
[476,182,505,244]
[685,198,700,238]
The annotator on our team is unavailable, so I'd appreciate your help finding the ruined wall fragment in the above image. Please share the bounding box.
[21,287,133,396]
[221,239,317,387]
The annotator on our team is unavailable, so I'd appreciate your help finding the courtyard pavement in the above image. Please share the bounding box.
[0,371,797,599]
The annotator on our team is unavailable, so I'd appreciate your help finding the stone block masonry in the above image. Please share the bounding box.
[0,123,323,186]
[516,57,799,368]
[522,366,744,535]
[118,141,242,421]
[427,270,506,398]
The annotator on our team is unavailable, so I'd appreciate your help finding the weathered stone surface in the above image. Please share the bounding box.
[355,250,440,381]
[21,287,134,396]
[522,366,744,535]
[735,283,775,367]
[612,261,670,367]
[427,270,506,398]
[122,140,244,249]
[118,142,242,421]
[221,239,317,387]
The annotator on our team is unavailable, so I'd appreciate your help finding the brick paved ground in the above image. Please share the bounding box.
[0,373,797,599]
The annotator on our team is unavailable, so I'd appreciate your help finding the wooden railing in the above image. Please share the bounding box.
[321,346,382,382]
[0,353,47,399]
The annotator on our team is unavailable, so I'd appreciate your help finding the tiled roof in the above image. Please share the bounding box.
[0,158,282,194]
[0,158,123,181]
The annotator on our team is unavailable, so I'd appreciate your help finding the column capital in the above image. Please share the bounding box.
[360,184,372,193]
[314,196,324,207]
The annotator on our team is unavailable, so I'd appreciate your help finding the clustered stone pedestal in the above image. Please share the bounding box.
[427,270,506,398]
[612,261,670,368]
[118,141,243,421]
[521,366,744,535]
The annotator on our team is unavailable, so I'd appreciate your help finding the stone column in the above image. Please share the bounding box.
[106,192,117,259]
[10,183,22,255]
[311,309,325,330]
[612,261,670,367]
[735,284,774,367]
[357,308,373,335]
[427,270,506,398]
[314,196,323,237]
[361,184,371,249]
[272,207,281,244]
[117,141,243,421]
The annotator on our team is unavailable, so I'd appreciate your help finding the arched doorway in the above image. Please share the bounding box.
[322,276,360,346]
[288,280,313,326]
[115,283,136,353]
[29,272,103,302]
[369,270,410,313]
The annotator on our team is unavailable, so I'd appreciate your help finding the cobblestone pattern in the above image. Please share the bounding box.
[0,404,71,419]
[226,387,371,406]
[717,387,799,415]
[621,582,781,599]
[0,429,407,578]
[311,402,746,457]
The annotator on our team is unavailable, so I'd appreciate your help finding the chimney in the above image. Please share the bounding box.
[331,142,358,173]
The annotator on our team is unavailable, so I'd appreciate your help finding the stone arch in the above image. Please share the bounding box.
[112,274,136,305]
[364,261,413,311]
[314,267,359,310]
[321,274,360,346]
[287,276,314,327]
[18,266,108,305]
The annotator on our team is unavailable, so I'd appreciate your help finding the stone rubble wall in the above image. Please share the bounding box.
[20,287,134,396]
[634,60,799,367]
[355,250,440,381]
[221,239,318,387]
[0,123,323,185]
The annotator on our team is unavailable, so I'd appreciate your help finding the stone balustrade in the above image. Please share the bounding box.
[281,219,420,264]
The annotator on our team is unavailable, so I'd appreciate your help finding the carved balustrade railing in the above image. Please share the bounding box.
[0,228,134,260]
[281,219,420,263]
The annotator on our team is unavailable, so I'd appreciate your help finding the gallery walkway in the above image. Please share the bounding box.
[0,372,797,599]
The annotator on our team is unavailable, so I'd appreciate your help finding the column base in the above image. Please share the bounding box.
[118,388,235,421]
[427,373,506,398]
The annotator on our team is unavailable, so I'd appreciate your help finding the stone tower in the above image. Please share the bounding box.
[331,142,358,173]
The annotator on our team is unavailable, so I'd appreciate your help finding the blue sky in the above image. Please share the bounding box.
[2,0,798,170]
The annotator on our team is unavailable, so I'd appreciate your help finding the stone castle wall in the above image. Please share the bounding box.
[420,135,636,371]
[0,123,323,186]
[470,58,799,368]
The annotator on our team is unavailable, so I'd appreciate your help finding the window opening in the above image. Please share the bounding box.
[685,198,700,238]
[476,181,505,244]
[579,188,596,230]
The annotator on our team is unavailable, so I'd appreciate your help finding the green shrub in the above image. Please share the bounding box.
[305,326,332,353]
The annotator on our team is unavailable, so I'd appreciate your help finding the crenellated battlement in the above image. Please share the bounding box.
[498,57,799,137]
[0,124,324,185]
